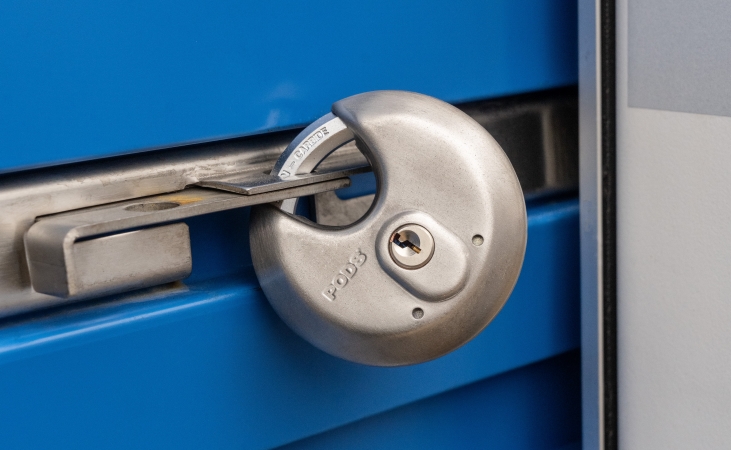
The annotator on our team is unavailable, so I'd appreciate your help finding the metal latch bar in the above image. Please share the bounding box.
[197,149,369,195]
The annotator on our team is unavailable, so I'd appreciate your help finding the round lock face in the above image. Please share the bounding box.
[250,91,527,366]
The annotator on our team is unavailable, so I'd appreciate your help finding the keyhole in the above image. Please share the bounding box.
[387,224,434,270]
[390,232,422,254]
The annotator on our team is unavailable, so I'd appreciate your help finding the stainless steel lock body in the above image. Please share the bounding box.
[250,91,527,366]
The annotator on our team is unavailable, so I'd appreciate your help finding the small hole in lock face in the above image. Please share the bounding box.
[472,234,484,246]
[412,308,424,319]
[125,202,180,212]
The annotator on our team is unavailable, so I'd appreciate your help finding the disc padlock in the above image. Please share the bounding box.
[250,91,526,366]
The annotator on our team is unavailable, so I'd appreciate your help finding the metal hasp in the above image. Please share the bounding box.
[25,180,350,299]
[249,91,528,366]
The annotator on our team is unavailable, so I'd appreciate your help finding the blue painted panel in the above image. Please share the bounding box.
[282,351,582,450]
[0,0,578,172]
[0,198,578,449]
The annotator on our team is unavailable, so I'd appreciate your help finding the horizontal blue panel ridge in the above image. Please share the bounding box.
[281,351,582,450]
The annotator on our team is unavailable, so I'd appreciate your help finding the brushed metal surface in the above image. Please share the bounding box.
[314,191,376,227]
[249,91,527,366]
[27,224,193,299]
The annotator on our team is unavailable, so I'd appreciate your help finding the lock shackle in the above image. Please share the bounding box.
[271,113,356,214]
[272,112,355,179]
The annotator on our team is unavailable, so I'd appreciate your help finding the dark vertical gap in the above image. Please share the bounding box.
[601,0,618,448]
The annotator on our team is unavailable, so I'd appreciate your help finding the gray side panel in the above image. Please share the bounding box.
[629,0,731,116]
[619,0,731,447]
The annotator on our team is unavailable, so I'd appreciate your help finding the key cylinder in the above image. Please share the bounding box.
[389,224,434,269]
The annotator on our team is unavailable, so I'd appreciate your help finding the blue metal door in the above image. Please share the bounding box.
[0,1,580,448]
